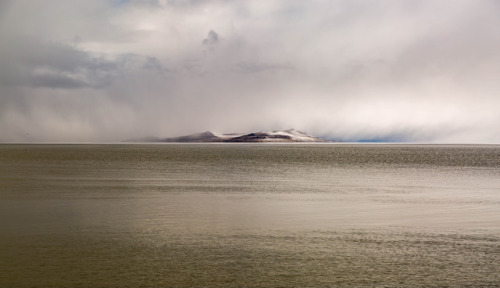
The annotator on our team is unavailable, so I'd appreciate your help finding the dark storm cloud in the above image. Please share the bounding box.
[202,30,219,46]
[1,0,500,142]
[0,35,123,89]
[143,57,167,74]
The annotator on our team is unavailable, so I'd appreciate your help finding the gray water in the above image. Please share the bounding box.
[1,144,499,287]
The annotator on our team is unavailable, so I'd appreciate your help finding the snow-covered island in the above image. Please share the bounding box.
[127,129,326,143]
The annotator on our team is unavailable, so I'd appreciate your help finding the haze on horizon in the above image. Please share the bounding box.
[1,0,499,143]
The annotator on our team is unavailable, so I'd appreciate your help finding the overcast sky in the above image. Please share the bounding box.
[1,0,499,142]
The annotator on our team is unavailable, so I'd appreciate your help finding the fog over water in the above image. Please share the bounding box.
[1,1,500,142]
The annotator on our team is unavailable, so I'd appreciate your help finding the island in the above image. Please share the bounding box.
[126,129,326,143]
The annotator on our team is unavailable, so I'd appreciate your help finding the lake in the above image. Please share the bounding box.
[1,144,499,287]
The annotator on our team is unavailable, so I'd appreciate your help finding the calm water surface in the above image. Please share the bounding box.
[1,144,499,287]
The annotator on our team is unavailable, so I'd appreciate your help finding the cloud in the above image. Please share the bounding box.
[143,56,167,74]
[202,30,219,46]
[233,62,292,74]
[0,35,126,89]
[1,0,500,143]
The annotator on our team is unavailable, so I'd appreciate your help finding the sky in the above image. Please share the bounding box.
[1,0,500,143]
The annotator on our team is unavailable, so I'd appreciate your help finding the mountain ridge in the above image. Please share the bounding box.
[126,129,326,143]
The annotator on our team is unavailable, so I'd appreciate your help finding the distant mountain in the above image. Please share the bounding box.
[221,129,325,142]
[126,129,326,143]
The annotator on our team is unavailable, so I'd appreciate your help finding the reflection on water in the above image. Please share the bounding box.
[1,144,499,287]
